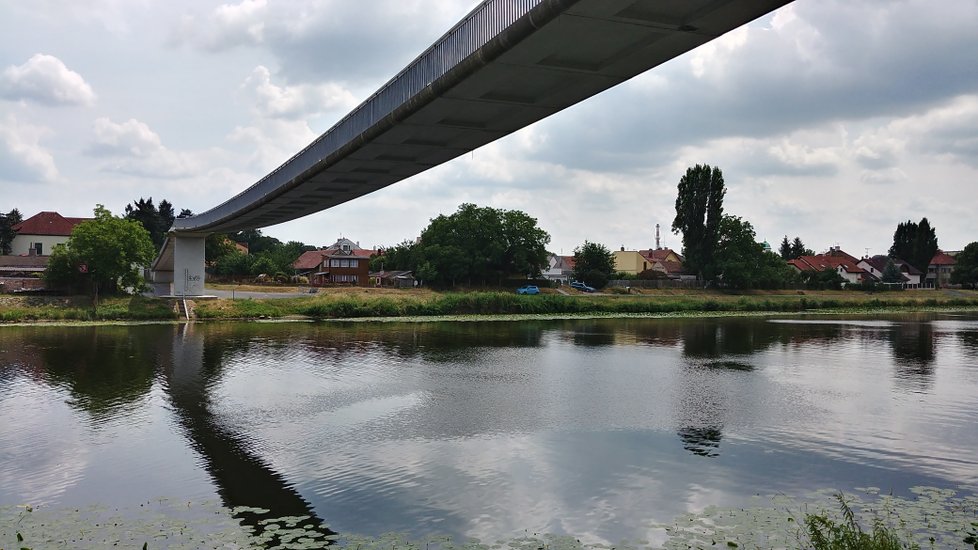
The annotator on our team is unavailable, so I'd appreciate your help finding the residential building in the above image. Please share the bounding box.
[857,255,923,289]
[292,237,375,286]
[927,250,957,288]
[10,211,90,256]
[787,247,869,286]
[372,270,416,288]
[639,248,683,265]
[543,254,575,284]
[613,248,651,275]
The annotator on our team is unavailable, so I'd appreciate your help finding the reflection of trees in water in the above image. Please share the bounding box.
[889,322,936,392]
[961,330,978,359]
[195,320,547,366]
[23,326,157,421]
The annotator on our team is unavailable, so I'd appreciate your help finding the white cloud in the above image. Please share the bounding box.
[89,117,162,157]
[240,65,357,120]
[87,117,197,178]
[171,0,268,51]
[0,114,59,182]
[228,117,318,172]
[0,54,97,106]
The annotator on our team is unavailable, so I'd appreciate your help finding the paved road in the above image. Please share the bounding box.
[205,288,317,300]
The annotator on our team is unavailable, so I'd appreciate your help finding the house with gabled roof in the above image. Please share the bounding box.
[857,255,923,289]
[292,237,376,286]
[10,211,91,256]
[927,250,957,288]
[787,247,870,286]
[543,254,575,284]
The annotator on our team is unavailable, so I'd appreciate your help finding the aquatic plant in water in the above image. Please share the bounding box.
[2,487,976,549]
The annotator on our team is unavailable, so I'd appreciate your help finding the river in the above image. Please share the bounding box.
[1,313,977,544]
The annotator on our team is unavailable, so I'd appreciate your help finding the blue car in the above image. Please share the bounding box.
[516,285,540,295]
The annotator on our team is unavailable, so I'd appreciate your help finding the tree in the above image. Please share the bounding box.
[124,197,174,250]
[672,164,725,282]
[889,217,938,274]
[779,235,813,260]
[414,203,550,287]
[881,260,905,285]
[778,236,792,260]
[0,208,23,255]
[45,205,156,303]
[230,229,282,255]
[950,242,978,288]
[790,237,813,259]
[714,216,793,289]
[572,241,615,288]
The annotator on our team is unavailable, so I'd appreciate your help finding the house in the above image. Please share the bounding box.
[372,270,416,288]
[788,247,869,286]
[651,259,695,281]
[10,211,90,256]
[857,255,923,289]
[292,237,376,286]
[543,254,575,284]
[613,248,651,275]
[639,247,684,264]
[927,250,957,288]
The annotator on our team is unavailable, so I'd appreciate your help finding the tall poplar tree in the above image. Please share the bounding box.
[672,164,725,282]
[889,217,938,273]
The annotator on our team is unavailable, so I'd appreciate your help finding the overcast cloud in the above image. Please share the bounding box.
[0,0,975,257]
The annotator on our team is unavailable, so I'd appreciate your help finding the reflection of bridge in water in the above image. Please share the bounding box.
[160,324,330,538]
[151,0,792,295]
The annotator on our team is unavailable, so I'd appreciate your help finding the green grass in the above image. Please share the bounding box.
[3,291,978,323]
[0,295,178,322]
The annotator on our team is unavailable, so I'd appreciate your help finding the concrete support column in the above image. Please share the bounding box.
[173,235,207,296]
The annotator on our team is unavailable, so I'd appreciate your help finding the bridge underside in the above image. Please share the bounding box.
[154,0,791,295]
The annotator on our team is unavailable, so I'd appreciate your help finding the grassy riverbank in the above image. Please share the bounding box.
[3,288,978,323]
[193,288,978,320]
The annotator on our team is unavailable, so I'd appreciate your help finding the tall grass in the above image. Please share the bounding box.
[805,494,919,550]
[192,291,978,320]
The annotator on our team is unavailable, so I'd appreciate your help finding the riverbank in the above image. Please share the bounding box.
[2,288,978,324]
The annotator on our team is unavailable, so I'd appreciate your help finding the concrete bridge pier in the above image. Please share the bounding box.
[152,233,208,297]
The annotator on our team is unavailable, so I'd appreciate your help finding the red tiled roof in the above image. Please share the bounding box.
[293,250,326,270]
[639,248,683,263]
[11,211,90,236]
[790,254,864,273]
[929,250,957,266]
[655,259,685,274]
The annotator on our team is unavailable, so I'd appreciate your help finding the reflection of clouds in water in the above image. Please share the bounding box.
[0,383,88,505]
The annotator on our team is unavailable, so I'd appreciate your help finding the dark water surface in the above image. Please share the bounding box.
[1,313,977,543]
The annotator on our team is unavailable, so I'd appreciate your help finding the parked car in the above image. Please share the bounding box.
[570,281,595,293]
[516,285,540,295]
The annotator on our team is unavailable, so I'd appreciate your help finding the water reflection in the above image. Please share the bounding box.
[6,327,156,422]
[2,313,978,544]
[889,321,936,393]
[160,324,328,536]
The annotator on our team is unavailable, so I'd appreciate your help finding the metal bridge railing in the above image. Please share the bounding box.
[178,0,545,232]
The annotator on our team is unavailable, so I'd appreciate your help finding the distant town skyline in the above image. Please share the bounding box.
[2,0,976,257]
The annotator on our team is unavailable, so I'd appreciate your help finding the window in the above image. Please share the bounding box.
[330,259,340,267]
[33,242,43,255]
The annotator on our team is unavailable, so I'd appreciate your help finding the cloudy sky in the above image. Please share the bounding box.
[1,0,976,257]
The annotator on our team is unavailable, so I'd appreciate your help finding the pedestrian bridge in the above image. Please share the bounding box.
[152,0,791,295]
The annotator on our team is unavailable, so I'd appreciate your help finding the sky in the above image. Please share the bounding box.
[1,0,976,258]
